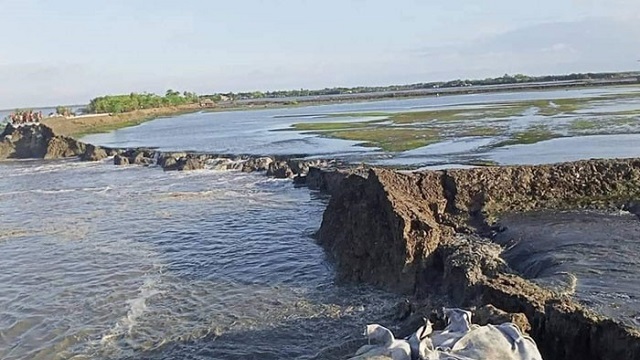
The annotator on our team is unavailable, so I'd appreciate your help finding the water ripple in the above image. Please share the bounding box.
[0,161,401,359]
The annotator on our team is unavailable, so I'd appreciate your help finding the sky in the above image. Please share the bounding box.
[0,0,639,108]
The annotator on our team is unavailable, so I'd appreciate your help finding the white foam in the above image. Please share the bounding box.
[100,277,163,349]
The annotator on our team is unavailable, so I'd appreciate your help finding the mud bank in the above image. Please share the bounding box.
[0,124,86,159]
[316,163,640,359]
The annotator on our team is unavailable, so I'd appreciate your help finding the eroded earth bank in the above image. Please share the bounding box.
[316,163,640,360]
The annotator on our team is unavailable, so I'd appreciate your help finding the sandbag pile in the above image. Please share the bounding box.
[349,308,543,360]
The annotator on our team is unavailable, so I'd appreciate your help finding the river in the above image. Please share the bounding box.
[2,87,640,359]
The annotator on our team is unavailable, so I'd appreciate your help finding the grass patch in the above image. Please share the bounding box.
[328,112,391,118]
[467,159,499,167]
[569,119,599,131]
[456,126,502,137]
[390,109,464,124]
[497,126,561,147]
[322,128,440,152]
[529,98,583,116]
[582,109,640,117]
[324,103,545,127]
[568,117,639,134]
[72,119,149,138]
[291,121,382,131]
[611,117,639,126]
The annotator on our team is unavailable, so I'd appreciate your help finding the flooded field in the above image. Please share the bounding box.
[83,86,640,168]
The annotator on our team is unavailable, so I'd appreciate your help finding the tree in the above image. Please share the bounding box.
[56,106,71,116]
[166,89,180,97]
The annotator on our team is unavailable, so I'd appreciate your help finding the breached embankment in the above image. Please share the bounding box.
[316,164,640,360]
[0,123,340,179]
[4,123,640,359]
[0,123,86,159]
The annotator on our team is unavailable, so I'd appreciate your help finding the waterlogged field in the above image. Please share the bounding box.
[86,85,640,168]
[286,89,640,153]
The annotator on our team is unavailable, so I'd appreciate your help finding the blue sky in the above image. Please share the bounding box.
[0,0,639,108]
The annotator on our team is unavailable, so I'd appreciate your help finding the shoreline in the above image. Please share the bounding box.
[37,79,640,139]
[41,104,203,138]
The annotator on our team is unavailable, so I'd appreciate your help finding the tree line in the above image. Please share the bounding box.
[83,71,638,114]
[202,71,639,101]
[88,90,199,114]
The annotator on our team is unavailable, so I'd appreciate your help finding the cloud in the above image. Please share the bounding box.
[2,17,639,109]
[411,17,640,79]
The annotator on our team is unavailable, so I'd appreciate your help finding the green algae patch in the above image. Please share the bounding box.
[323,128,440,152]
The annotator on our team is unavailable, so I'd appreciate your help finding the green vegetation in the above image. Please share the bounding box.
[322,128,440,152]
[530,99,583,116]
[203,71,639,101]
[88,90,199,114]
[292,121,382,131]
[458,127,502,137]
[282,90,640,152]
[55,106,72,116]
[390,109,464,124]
[328,112,390,118]
[467,159,499,167]
[70,108,198,138]
[73,119,148,138]
[498,127,561,146]
[568,116,639,133]
[328,104,532,126]
[570,119,599,130]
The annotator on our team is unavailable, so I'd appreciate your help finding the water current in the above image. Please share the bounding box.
[0,160,399,359]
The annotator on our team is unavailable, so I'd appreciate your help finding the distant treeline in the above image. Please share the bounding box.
[85,71,639,114]
[201,71,640,101]
[88,90,199,114]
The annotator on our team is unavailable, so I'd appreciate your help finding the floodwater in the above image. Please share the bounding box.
[83,85,640,167]
[3,87,640,359]
[495,211,640,328]
[0,160,400,359]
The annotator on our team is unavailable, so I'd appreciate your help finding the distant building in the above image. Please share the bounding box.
[199,99,216,108]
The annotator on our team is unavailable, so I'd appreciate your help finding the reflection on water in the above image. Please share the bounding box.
[0,160,400,359]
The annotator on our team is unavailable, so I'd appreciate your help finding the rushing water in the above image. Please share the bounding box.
[0,160,400,359]
[496,211,640,328]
